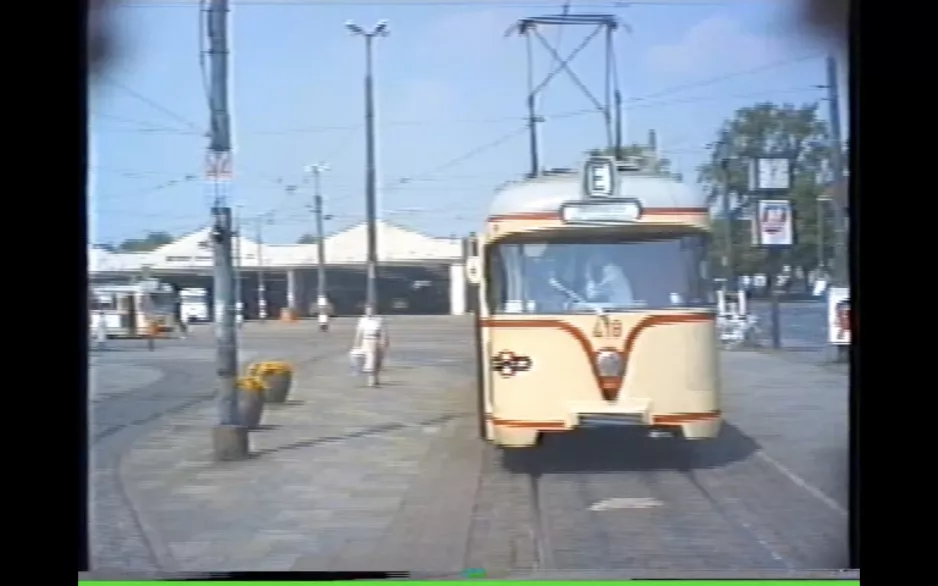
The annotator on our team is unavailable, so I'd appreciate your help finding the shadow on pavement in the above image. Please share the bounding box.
[250,412,468,458]
[499,422,760,474]
[267,399,307,407]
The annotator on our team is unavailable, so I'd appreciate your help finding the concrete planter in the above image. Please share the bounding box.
[238,389,265,429]
[262,371,293,403]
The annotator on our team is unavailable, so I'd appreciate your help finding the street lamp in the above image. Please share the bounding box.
[346,19,389,312]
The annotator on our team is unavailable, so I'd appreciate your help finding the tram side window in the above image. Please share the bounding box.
[487,244,523,313]
[487,244,533,314]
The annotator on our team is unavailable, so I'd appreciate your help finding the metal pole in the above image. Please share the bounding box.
[825,54,849,362]
[826,55,847,286]
[768,248,782,350]
[364,33,379,311]
[817,197,825,273]
[234,208,242,326]
[211,205,239,420]
[313,171,328,310]
[718,132,735,287]
[206,0,246,460]
[256,219,266,320]
[524,27,540,178]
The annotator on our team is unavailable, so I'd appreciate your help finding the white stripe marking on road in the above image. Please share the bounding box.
[589,497,663,511]
[756,450,848,518]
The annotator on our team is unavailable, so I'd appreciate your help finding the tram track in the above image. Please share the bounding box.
[667,460,791,569]
[471,427,831,573]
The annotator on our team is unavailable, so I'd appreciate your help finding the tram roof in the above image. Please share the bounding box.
[488,169,707,217]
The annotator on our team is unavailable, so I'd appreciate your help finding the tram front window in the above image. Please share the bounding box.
[488,233,712,314]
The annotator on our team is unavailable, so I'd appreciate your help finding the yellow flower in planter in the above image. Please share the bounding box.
[237,375,268,392]
[251,360,293,375]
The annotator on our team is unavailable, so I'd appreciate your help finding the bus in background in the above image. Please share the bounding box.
[180,288,210,323]
[89,280,176,338]
[467,156,721,449]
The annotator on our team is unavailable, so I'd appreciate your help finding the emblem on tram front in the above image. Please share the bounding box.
[492,351,532,378]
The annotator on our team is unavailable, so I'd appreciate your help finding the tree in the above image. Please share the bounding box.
[296,233,318,244]
[116,231,174,252]
[697,102,837,278]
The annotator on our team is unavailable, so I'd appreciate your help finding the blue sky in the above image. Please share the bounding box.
[89,0,848,246]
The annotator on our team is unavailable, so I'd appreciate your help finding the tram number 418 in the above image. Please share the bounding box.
[592,317,623,338]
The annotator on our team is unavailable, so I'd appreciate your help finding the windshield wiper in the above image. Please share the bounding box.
[548,278,606,316]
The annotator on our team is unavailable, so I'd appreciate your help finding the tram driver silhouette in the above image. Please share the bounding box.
[583,253,634,306]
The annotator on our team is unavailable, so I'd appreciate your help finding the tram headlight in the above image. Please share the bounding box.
[596,350,624,377]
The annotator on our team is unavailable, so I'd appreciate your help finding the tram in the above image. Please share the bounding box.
[89,280,176,338]
[467,155,721,449]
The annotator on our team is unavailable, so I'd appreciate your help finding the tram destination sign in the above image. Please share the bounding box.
[561,200,642,224]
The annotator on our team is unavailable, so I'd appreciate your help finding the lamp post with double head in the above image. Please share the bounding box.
[346,19,389,312]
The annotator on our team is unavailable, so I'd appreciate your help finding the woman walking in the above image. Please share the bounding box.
[352,304,389,387]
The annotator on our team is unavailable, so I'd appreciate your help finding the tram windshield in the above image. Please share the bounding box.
[140,290,175,315]
[487,233,713,314]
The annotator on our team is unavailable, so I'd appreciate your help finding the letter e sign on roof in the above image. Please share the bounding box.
[583,156,617,198]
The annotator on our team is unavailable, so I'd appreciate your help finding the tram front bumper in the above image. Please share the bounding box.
[567,398,653,429]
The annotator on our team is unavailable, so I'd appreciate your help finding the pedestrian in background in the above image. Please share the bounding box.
[94,310,109,350]
[173,294,188,339]
[351,304,389,387]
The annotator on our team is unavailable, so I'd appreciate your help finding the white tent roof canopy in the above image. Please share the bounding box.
[89,220,464,273]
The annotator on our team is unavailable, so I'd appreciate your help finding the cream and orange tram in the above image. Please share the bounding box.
[466,156,721,449]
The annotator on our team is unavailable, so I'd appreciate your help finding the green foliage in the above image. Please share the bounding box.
[296,233,318,244]
[116,231,174,252]
[697,102,843,275]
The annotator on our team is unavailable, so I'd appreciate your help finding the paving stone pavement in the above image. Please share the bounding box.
[118,317,476,572]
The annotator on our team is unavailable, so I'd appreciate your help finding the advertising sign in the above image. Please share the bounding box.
[827,286,850,345]
[753,199,794,247]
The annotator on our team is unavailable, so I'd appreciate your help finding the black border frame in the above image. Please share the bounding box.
[74,0,871,578]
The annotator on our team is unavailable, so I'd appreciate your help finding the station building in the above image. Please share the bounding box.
[89,220,473,318]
